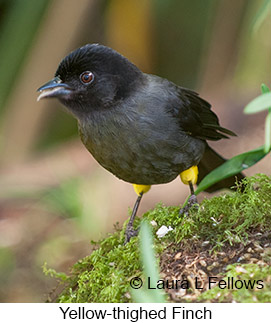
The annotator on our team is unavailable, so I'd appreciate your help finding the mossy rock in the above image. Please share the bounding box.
[44,174,271,303]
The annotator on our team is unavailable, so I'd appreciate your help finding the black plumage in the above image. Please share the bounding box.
[37,44,244,239]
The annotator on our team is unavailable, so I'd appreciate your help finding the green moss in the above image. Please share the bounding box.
[47,174,271,302]
[199,264,271,302]
[144,174,271,246]
[57,230,142,303]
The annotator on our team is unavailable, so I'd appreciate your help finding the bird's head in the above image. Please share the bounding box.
[37,44,143,118]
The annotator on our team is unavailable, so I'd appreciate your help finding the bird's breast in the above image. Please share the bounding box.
[78,106,205,185]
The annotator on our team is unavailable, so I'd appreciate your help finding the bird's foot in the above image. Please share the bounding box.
[124,225,139,244]
[179,194,199,216]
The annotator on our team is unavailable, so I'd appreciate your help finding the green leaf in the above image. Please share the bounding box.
[261,83,270,94]
[195,147,269,195]
[131,221,166,303]
[260,84,271,153]
[265,109,271,153]
[244,92,271,114]
[252,0,271,33]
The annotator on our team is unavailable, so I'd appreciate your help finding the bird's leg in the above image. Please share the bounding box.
[179,181,199,215]
[124,184,151,244]
[179,166,199,215]
[188,180,198,207]
[125,193,143,244]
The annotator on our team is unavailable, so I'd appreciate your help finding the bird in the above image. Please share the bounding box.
[37,43,244,243]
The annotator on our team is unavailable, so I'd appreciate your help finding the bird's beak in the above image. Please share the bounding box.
[37,76,72,101]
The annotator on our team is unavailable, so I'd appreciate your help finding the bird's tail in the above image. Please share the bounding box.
[197,144,244,193]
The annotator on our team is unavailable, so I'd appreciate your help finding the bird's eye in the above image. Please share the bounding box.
[80,71,94,84]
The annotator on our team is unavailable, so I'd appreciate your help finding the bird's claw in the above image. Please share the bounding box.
[124,226,139,244]
[179,194,199,216]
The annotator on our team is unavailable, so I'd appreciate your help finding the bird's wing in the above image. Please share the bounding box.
[172,87,236,141]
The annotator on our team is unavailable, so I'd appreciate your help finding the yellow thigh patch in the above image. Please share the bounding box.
[180,165,198,185]
[133,184,151,196]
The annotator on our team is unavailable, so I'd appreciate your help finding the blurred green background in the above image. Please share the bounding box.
[0,0,270,302]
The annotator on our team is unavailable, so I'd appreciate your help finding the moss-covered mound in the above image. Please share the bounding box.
[45,174,271,302]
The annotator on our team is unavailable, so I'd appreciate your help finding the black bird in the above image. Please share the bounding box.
[37,44,243,243]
